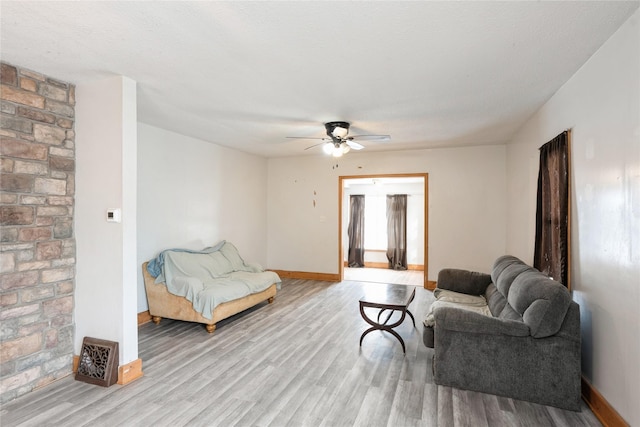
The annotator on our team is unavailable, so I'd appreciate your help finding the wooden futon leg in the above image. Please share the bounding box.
[268,297,275,304]
[205,324,216,333]
[151,316,161,324]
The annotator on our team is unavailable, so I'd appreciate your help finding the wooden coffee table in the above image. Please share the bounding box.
[359,284,416,353]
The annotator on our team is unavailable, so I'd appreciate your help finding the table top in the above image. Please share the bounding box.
[359,284,416,309]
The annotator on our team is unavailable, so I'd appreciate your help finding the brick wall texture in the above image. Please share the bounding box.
[1,62,75,403]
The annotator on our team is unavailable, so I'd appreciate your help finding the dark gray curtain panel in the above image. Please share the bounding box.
[386,194,408,270]
[347,195,365,268]
[534,131,570,288]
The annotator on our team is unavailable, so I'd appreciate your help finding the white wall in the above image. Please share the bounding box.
[75,76,138,364]
[506,10,639,425]
[267,145,507,280]
[136,123,269,312]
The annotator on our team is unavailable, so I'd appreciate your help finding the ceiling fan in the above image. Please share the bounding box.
[287,121,390,157]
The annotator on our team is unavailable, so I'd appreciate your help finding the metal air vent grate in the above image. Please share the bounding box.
[75,337,119,387]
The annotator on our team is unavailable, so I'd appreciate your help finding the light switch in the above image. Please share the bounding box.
[107,208,121,223]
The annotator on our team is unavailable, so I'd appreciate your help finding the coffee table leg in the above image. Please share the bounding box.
[359,325,406,353]
[377,309,394,325]
[387,328,406,353]
[377,308,416,328]
[360,303,408,353]
[406,309,416,328]
[360,327,377,346]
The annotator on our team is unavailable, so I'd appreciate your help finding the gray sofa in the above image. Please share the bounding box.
[423,255,581,411]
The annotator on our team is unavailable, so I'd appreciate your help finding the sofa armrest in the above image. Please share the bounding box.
[436,269,492,295]
[434,307,530,337]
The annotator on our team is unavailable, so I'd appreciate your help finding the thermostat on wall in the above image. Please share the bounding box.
[106,208,121,223]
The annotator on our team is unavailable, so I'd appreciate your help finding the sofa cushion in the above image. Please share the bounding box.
[433,288,488,306]
[498,303,523,322]
[436,269,492,295]
[424,289,491,327]
[508,271,572,338]
[165,251,232,281]
[220,242,252,272]
[491,255,521,282]
[485,283,507,317]
[206,251,235,276]
[492,256,533,298]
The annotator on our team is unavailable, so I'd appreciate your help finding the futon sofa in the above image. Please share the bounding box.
[423,255,581,411]
[143,241,280,333]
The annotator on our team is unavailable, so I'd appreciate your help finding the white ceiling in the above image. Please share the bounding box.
[1,1,638,158]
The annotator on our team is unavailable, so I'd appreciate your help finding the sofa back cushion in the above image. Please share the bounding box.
[486,283,524,323]
[206,251,235,276]
[163,251,233,285]
[507,271,572,338]
[491,256,534,298]
[220,242,252,272]
[498,303,523,322]
[485,283,507,317]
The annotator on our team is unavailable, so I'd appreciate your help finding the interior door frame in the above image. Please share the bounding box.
[338,173,429,288]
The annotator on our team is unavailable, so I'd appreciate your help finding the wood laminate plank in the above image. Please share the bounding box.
[387,380,424,426]
[437,385,455,426]
[452,387,490,427]
[480,393,522,427]
[3,402,75,427]
[512,398,557,427]
[421,382,439,427]
[546,403,604,427]
[282,384,327,427]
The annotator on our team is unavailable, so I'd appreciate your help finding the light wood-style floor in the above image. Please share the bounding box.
[2,279,601,427]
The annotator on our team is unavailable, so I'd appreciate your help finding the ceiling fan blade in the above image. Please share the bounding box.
[349,135,391,141]
[304,141,327,150]
[346,140,364,150]
[286,136,328,140]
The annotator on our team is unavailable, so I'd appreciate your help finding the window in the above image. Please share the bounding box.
[364,195,387,250]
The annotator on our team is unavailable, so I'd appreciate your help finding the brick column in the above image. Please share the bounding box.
[1,62,75,403]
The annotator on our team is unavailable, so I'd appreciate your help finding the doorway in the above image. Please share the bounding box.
[338,173,429,288]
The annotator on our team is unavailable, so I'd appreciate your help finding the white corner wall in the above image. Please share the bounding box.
[75,76,138,364]
[267,145,507,280]
[136,123,268,313]
[506,10,639,425]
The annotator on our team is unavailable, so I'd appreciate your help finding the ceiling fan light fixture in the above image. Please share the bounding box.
[325,121,350,139]
[332,126,349,138]
[329,142,344,157]
[293,121,388,155]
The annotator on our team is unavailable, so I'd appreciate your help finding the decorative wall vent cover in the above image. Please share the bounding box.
[75,337,119,387]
